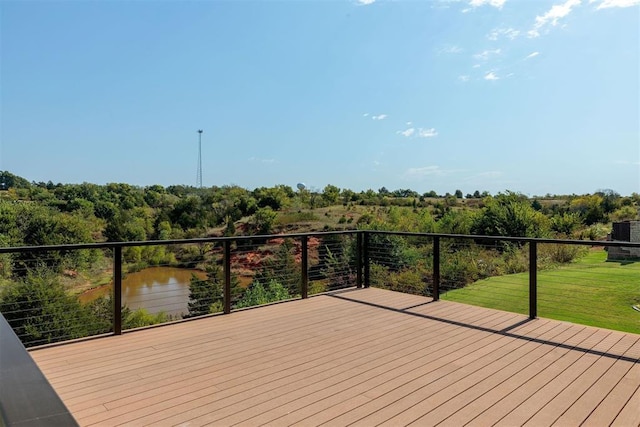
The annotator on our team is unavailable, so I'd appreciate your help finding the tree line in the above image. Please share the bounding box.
[1,171,638,346]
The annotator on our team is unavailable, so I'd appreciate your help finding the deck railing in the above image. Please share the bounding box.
[0,231,639,349]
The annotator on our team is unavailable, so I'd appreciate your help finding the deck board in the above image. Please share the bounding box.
[29,287,640,427]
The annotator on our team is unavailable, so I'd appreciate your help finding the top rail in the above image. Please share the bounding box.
[0,230,638,254]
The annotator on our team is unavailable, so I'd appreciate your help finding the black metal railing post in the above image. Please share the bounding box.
[301,235,308,299]
[529,241,537,319]
[356,232,363,288]
[363,231,370,288]
[224,240,232,314]
[432,236,440,301]
[113,246,122,335]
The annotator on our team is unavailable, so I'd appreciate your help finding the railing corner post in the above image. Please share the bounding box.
[529,241,538,319]
[356,232,363,288]
[301,235,308,299]
[113,246,122,335]
[433,236,440,301]
[363,231,370,288]
[224,240,231,314]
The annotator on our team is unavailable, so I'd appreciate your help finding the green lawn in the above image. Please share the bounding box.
[443,249,640,334]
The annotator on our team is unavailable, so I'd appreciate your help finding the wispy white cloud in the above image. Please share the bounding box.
[525,51,540,59]
[363,113,369,117]
[440,45,464,54]
[406,121,413,126]
[372,114,388,120]
[484,71,500,80]
[356,0,376,5]
[487,27,520,40]
[473,48,501,60]
[418,128,438,138]
[249,157,276,163]
[458,75,470,82]
[528,0,581,38]
[398,128,416,137]
[469,0,507,9]
[402,166,448,179]
[595,0,640,8]
[397,127,438,138]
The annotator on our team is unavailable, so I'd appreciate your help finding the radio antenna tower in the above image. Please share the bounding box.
[196,129,203,188]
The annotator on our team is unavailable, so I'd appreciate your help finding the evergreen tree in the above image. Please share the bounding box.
[186,265,241,317]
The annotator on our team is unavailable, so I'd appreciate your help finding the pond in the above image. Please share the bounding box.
[79,267,208,318]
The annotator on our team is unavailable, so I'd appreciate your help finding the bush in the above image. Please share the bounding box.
[538,244,587,267]
[235,280,291,308]
[0,270,95,347]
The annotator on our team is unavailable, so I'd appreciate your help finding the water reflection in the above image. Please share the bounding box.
[80,267,207,317]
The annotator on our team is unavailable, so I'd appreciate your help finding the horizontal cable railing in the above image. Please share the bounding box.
[0,231,638,347]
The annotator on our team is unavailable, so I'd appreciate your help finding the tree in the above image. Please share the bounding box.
[254,239,300,296]
[322,184,341,205]
[253,207,277,235]
[340,188,356,205]
[1,202,98,276]
[0,270,95,347]
[550,212,582,236]
[569,195,606,225]
[186,265,242,317]
[454,189,463,199]
[253,186,291,210]
[169,195,209,230]
[437,209,475,235]
[471,192,549,239]
[595,189,621,214]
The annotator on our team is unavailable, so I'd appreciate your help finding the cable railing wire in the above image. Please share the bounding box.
[1,231,639,346]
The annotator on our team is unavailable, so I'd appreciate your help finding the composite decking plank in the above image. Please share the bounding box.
[610,384,640,427]
[27,288,640,427]
[548,335,640,425]
[61,294,490,414]
[72,290,450,424]
[447,327,615,426]
[189,314,522,427]
[581,362,640,426]
[53,302,406,394]
[432,325,601,427]
[32,294,351,366]
[522,336,634,426]
[72,314,424,424]
[33,298,357,379]
[114,306,514,426]
[492,330,620,426]
[75,307,434,420]
[231,314,524,427]
[347,321,568,427]
[126,307,520,427]
[395,322,579,427]
[318,333,525,426]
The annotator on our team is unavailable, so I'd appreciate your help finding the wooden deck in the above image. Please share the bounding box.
[30,287,640,427]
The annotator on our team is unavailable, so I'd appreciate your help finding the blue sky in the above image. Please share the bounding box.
[1,0,638,196]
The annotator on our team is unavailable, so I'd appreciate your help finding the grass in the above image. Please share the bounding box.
[443,249,640,334]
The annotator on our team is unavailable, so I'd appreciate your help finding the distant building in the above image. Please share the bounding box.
[608,221,640,260]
